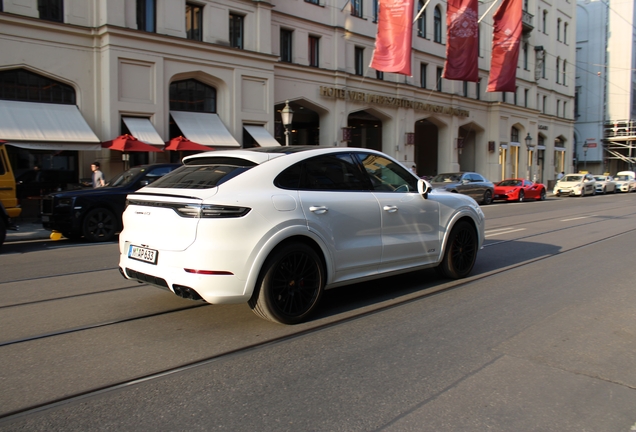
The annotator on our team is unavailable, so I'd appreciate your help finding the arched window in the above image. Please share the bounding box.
[434,6,442,43]
[417,1,426,37]
[0,68,75,104]
[169,79,216,112]
[511,126,519,143]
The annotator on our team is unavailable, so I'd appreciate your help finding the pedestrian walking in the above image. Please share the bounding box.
[91,161,105,188]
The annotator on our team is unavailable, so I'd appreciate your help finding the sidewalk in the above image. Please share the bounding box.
[5,220,53,242]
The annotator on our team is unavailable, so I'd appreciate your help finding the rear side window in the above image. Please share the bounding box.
[276,153,370,191]
[150,162,256,189]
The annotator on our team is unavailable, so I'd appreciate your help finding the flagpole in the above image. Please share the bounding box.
[478,0,501,23]
[413,0,432,23]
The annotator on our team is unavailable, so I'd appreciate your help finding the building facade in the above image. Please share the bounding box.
[576,0,636,174]
[0,0,575,186]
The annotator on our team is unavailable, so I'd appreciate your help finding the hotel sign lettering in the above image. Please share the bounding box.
[319,86,470,118]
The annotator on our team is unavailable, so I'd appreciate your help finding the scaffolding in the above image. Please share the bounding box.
[603,119,636,171]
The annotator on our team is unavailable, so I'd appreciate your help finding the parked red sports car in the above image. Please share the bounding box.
[493,178,547,202]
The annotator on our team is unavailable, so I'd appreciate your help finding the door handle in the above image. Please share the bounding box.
[383,205,398,213]
[309,206,328,214]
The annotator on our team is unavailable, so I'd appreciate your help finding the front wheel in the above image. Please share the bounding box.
[437,221,478,279]
[539,189,546,201]
[82,208,117,242]
[481,190,493,205]
[518,190,525,202]
[249,243,324,324]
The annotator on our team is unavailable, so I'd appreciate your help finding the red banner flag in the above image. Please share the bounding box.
[487,0,523,92]
[443,0,479,82]
[370,0,415,76]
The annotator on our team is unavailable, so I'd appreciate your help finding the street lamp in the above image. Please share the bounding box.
[525,133,534,180]
[281,100,294,146]
[582,142,589,171]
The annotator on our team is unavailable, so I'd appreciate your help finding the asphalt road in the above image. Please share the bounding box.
[1,192,635,431]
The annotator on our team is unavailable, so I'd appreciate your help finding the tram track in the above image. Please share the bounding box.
[1,219,635,423]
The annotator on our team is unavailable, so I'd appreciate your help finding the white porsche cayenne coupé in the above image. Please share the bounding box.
[118,147,485,324]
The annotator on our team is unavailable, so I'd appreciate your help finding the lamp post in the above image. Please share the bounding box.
[281,100,294,146]
[525,133,534,180]
[583,142,589,171]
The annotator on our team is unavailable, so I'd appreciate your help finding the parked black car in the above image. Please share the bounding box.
[16,169,78,199]
[41,163,180,242]
[430,172,495,205]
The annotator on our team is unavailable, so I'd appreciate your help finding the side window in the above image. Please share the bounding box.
[354,152,418,192]
[275,153,370,191]
[143,166,177,184]
[301,154,369,191]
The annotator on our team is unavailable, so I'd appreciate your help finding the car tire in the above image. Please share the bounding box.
[437,220,477,279]
[539,189,546,201]
[482,190,493,205]
[518,190,524,202]
[592,188,596,196]
[82,208,117,242]
[249,242,324,325]
[0,217,6,247]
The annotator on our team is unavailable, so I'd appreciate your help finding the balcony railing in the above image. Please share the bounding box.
[522,10,534,32]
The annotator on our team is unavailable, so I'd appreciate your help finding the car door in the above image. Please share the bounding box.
[354,152,441,271]
[296,153,383,283]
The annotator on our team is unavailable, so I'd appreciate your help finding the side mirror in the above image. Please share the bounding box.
[418,178,432,198]
[139,180,150,187]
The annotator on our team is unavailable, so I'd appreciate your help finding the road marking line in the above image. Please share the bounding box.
[485,228,526,237]
[560,215,596,222]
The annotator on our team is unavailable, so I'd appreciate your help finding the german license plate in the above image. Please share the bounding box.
[129,245,158,264]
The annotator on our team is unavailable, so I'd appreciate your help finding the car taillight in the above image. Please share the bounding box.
[173,204,251,218]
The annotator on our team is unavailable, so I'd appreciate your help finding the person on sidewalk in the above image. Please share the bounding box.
[91,162,105,188]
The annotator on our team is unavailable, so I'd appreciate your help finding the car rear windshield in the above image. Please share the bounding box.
[149,158,257,189]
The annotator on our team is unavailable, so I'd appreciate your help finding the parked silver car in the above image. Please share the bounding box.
[430,172,494,205]
[594,175,617,194]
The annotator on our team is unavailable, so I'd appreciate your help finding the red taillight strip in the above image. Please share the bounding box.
[184,268,234,275]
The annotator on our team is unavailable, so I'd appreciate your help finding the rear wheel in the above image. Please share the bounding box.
[539,189,546,201]
[82,208,117,242]
[249,242,324,324]
[437,221,477,279]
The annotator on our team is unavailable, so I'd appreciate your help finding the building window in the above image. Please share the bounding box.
[575,86,580,117]
[542,10,548,34]
[305,0,320,4]
[373,0,379,22]
[542,95,547,113]
[351,0,362,18]
[524,88,529,108]
[523,43,528,70]
[557,100,560,117]
[38,0,63,22]
[137,0,156,32]
[434,7,442,43]
[557,18,561,41]
[562,61,567,85]
[514,87,518,105]
[355,47,364,76]
[556,57,560,83]
[376,70,384,80]
[229,13,244,49]
[563,101,568,119]
[502,92,506,103]
[186,3,202,41]
[170,79,216,113]
[476,79,481,100]
[0,68,75,104]
[542,54,546,78]
[511,127,519,143]
[420,63,427,88]
[463,81,468,97]
[417,1,426,37]
[281,29,293,63]
[309,36,320,67]
[564,23,568,44]
[436,67,443,91]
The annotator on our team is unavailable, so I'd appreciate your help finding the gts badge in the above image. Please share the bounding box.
[135,211,151,215]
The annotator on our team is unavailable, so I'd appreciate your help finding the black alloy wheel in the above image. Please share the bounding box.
[82,208,117,242]
[437,220,477,279]
[250,242,324,324]
[539,189,546,201]
[518,190,525,202]
[482,190,493,205]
